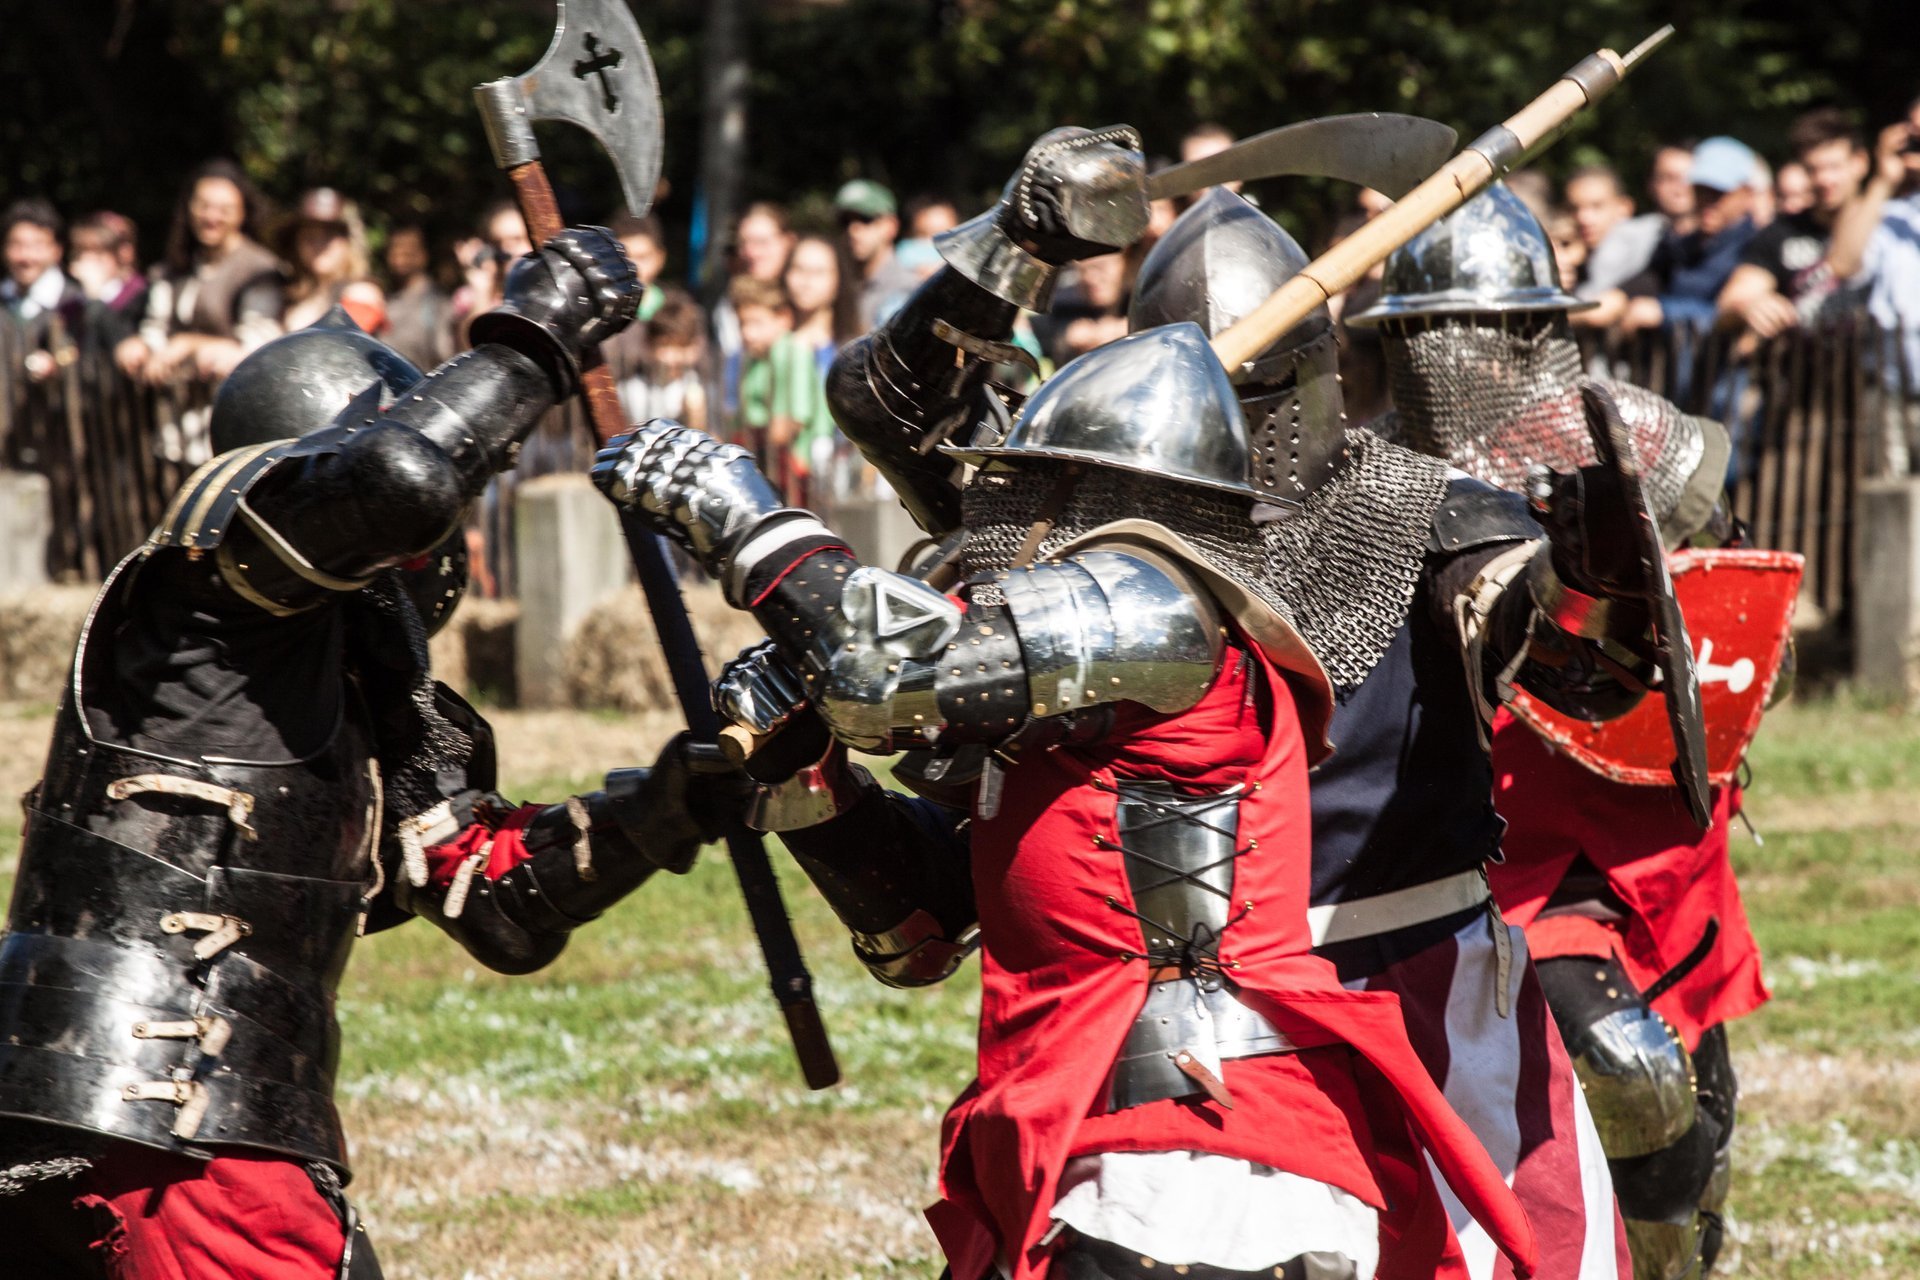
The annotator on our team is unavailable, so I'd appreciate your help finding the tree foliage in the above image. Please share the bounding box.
[3,0,1909,268]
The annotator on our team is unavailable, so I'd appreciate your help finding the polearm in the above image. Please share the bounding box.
[474,0,839,1089]
[1200,25,1712,825]
[1210,26,1675,374]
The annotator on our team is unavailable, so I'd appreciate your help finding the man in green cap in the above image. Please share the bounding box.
[836,178,920,328]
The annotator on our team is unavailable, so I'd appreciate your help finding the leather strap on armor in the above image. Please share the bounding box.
[1099,781,1296,1111]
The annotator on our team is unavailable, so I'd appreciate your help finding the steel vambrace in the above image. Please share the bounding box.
[597,422,1225,751]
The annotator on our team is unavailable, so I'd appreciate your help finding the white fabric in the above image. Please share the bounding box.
[1863,195,1920,388]
[1348,913,1620,1280]
[1046,1149,1378,1276]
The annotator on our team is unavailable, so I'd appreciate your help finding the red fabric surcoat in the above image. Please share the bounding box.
[926,641,1536,1280]
[1484,709,1769,1050]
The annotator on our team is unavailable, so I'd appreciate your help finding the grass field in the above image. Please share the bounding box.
[1,694,1916,1279]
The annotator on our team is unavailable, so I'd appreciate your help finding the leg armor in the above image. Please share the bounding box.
[1536,954,1732,1280]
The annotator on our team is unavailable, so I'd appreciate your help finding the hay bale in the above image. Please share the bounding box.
[565,583,767,713]
[0,585,96,703]
[428,597,520,702]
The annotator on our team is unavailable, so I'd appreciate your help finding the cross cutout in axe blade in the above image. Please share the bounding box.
[573,33,624,113]
[474,0,840,1090]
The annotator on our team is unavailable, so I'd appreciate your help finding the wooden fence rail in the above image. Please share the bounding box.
[4,317,1916,634]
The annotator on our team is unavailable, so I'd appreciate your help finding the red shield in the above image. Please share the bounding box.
[1510,548,1804,786]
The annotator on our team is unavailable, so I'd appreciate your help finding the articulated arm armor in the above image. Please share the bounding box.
[394,736,739,975]
[597,422,1224,753]
[826,125,1149,537]
[152,229,640,618]
[826,268,1021,537]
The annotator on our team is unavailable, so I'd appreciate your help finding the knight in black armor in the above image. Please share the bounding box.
[0,228,744,1280]
[588,127,1700,1280]
[1349,185,1763,1280]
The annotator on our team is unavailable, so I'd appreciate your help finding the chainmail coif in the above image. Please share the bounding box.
[959,428,1449,695]
[1376,319,1714,531]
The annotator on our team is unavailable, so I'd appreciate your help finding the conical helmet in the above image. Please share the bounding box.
[945,321,1260,500]
[1348,182,1591,326]
[1127,188,1345,500]
[210,306,423,453]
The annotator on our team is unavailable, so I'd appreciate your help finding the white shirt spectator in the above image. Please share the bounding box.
[1578,213,1665,298]
[1862,194,1920,386]
[0,263,72,322]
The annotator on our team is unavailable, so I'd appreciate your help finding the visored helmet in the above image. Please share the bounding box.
[946,321,1261,500]
[1127,187,1345,501]
[1347,182,1592,327]
[209,306,423,454]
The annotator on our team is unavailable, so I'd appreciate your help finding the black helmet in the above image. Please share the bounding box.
[209,306,423,453]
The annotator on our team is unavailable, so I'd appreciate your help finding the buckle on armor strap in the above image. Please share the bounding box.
[160,911,252,960]
[121,1079,212,1139]
[132,1014,234,1057]
[106,775,258,840]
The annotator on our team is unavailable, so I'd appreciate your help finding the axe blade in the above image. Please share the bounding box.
[478,0,663,217]
[1147,113,1459,203]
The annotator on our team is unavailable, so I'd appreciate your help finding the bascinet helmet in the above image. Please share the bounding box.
[946,321,1258,500]
[1127,188,1344,503]
[1347,182,1593,328]
[210,305,423,452]
[208,307,469,635]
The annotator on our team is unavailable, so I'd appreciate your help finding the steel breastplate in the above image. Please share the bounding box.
[0,566,376,1173]
[1104,782,1294,1111]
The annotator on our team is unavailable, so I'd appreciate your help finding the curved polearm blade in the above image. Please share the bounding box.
[492,0,664,217]
[1147,114,1459,202]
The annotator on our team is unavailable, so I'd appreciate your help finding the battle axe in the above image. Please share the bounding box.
[475,0,840,1088]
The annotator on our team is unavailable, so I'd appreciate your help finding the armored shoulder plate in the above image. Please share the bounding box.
[148,440,301,553]
[1426,477,1540,555]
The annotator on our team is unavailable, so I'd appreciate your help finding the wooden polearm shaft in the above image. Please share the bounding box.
[1210,26,1674,375]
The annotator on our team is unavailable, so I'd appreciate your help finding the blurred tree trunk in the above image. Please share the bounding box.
[696,0,748,305]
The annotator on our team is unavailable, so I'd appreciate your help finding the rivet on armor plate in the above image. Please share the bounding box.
[1033,702,1048,715]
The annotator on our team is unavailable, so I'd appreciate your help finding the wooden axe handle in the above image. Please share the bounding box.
[507,160,630,445]
[1210,51,1626,375]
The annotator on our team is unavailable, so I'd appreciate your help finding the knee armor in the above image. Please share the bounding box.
[1537,955,1736,1280]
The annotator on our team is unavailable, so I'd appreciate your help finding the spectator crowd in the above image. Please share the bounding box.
[7,100,1920,577]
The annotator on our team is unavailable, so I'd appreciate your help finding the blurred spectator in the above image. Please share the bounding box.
[727,274,808,497]
[1180,123,1240,195]
[783,233,859,492]
[611,212,670,324]
[619,289,713,432]
[1718,108,1870,337]
[836,179,918,329]
[451,199,530,334]
[1546,207,1586,293]
[1141,157,1181,251]
[1619,136,1760,333]
[1504,169,1555,223]
[3,199,85,382]
[1831,101,1920,470]
[1775,161,1814,218]
[382,223,453,370]
[1564,166,1638,328]
[1648,143,1699,236]
[280,188,386,334]
[713,201,794,363]
[602,211,676,410]
[1032,251,1128,365]
[67,211,146,350]
[897,194,958,279]
[117,159,283,393]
